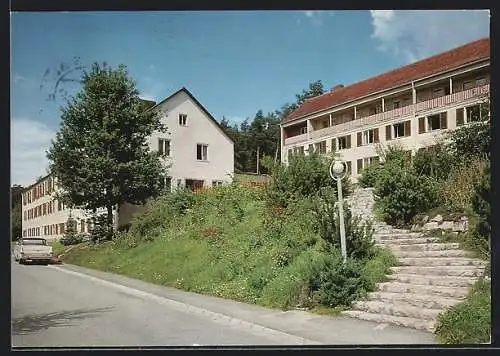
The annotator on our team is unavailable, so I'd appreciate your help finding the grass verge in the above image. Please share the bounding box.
[59,184,397,315]
[434,279,491,344]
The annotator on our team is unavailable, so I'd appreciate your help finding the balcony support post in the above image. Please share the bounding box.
[307,119,312,140]
[381,97,385,112]
[329,113,332,127]
[449,77,453,94]
[411,81,416,115]
[354,106,357,120]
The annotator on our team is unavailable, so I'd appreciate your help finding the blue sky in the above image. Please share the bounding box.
[10,10,489,186]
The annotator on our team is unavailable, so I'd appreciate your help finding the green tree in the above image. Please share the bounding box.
[47,62,167,240]
[10,185,24,240]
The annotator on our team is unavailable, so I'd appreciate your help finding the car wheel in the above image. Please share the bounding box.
[18,259,24,264]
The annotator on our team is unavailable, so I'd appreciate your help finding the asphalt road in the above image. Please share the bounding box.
[11,261,436,348]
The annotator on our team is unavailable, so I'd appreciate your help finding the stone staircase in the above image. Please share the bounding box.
[342,187,488,332]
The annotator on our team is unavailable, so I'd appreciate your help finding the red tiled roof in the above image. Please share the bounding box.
[284,37,490,123]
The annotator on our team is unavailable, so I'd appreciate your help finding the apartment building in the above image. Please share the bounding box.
[20,175,116,240]
[281,37,490,181]
[22,87,234,238]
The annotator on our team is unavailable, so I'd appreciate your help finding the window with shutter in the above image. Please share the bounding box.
[440,112,448,129]
[346,135,351,149]
[418,117,426,134]
[346,161,352,174]
[456,108,465,126]
[357,132,362,147]
[386,125,392,140]
[331,138,337,151]
[374,128,379,143]
[404,120,411,137]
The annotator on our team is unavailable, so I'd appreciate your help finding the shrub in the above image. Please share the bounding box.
[89,213,112,243]
[358,162,382,188]
[316,256,369,308]
[361,246,397,290]
[60,232,86,246]
[446,118,490,164]
[374,164,438,227]
[438,157,488,213]
[435,279,491,344]
[312,189,375,260]
[471,158,490,238]
[263,151,350,208]
[412,143,453,181]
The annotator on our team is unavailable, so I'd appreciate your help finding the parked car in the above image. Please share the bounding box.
[13,238,53,265]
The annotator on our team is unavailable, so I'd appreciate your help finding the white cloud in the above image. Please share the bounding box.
[304,11,315,18]
[11,118,57,186]
[370,10,490,63]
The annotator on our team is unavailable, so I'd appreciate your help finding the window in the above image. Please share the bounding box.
[308,144,314,153]
[179,114,187,126]
[294,146,305,155]
[357,156,380,175]
[427,112,448,131]
[24,211,27,221]
[196,144,208,161]
[390,120,411,139]
[369,107,377,116]
[43,203,47,215]
[287,149,292,160]
[300,127,307,135]
[160,176,172,191]
[476,77,488,87]
[314,141,326,154]
[81,220,85,233]
[337,135,351,150]
[59,223,65,234]
[358,128,379,146]
[58,200,62,211]
[466,104,483,123]
[456,108,465,126]
[432,88,444,98]
[212,180,223,187]
[177,179,183,187]
[463,80,474,90]
[158,139,171,157]
[393,101,401,109]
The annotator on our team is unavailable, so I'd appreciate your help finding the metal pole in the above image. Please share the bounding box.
[337,176,347,263]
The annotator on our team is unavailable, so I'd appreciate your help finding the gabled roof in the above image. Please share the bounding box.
[284,37,490,123]
[150,87,234,143]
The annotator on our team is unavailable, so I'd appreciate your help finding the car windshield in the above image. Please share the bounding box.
[22,239,47,246]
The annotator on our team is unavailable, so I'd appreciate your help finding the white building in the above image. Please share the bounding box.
[147,87,234,191]
[21,87,234,239]
[281,37,490,181]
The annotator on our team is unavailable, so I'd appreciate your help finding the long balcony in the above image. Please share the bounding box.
[284,84,489,146]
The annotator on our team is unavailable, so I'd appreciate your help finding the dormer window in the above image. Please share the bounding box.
[179,114,187,126]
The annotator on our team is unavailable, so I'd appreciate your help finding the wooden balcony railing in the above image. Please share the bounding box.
[284,84,489,146]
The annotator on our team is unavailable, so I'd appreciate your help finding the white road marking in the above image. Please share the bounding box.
[47,266,321,345]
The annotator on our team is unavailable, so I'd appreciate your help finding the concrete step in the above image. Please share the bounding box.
[378,237,441,245]
[367,291,462,310]
[391,266,484,277]
[375,232,424,239]
[398,257,487,267]
[351,300,442,321]
[342,310,434,332]
[377,281,469,299]
[387,273,476,288]
[393,249,469,258]
[390,243,460,252]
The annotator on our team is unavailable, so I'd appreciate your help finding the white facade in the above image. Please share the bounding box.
[147,88,234,190]
[20,176,117,241]
[21,87,234,237]
[281,40,490,182]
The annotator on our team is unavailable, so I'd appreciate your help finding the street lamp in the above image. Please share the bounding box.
[329,159,348,263]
